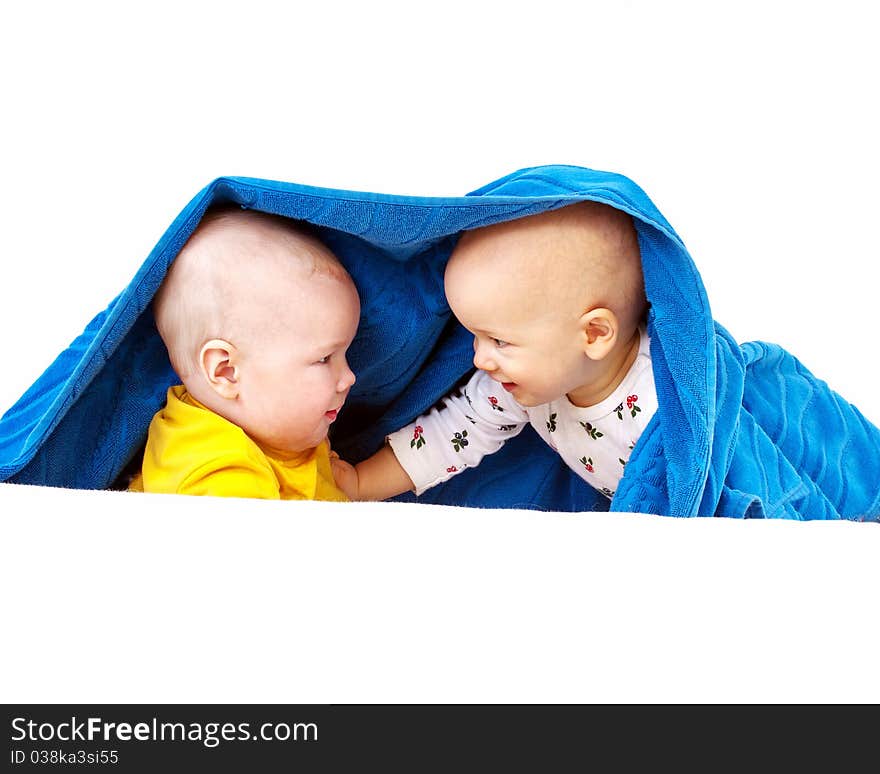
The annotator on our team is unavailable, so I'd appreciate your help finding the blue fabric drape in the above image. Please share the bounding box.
[2,165,877,519]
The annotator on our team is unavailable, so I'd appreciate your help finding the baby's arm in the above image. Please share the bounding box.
[331,444,415,501]
[333,371,529,501]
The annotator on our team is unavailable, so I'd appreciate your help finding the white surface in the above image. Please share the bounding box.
[2,483,879,703]
[1,2,878,702]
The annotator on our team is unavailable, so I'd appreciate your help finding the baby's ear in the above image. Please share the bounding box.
[199,339,239,399]
[579,308,618,360]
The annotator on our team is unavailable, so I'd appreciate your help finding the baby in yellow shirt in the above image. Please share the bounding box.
[130,206,360,500]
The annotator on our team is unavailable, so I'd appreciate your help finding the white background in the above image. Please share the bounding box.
[1,2,878,703]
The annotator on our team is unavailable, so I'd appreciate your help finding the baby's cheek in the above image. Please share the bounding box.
[292,385,330,421]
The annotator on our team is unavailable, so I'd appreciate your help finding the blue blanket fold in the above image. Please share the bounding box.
[2,165,878,520]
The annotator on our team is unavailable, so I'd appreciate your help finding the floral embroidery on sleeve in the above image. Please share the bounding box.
[451,430,469,452]
[579,456,595,474]
[614,403,624,421]
[600,487,615,498]
[411,425,426,450]
[488,396,504,412]
[546,413,557,432]
[498,424,517,432]
[579,421,603,439]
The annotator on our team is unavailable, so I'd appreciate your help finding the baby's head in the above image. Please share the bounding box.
[154,207,360,455]
[444,201,645,407]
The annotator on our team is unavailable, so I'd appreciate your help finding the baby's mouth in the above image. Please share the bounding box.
[501,382,517,392]
[325,409,339,422]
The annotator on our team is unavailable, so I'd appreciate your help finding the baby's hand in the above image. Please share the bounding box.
[329,451,360,500]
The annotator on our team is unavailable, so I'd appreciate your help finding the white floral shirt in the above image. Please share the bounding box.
[388,327,658,499]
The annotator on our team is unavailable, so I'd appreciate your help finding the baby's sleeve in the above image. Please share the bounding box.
[387,370,529,495]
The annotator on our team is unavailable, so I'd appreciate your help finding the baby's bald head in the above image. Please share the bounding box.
[154,207,352,379]
[447,201,646,337]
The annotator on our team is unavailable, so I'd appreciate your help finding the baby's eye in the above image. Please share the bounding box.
[492,338,509,349]
[315,355,331,365]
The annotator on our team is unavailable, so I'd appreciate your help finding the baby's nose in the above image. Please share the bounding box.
[472,340,496,372]
[337,361,356,392]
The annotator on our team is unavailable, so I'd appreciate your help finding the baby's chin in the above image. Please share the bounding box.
[500,384,538,406]
[256,428,329,457]
[512,389,562,408]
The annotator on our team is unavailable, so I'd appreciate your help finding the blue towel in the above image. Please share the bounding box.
[1,165,878,519]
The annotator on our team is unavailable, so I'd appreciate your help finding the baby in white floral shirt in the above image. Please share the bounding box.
[331,201,657,503]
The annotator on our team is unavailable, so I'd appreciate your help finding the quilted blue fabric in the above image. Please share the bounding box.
[1,165,878,519]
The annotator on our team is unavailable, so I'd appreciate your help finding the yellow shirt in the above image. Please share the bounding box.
[129,386,348,501]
